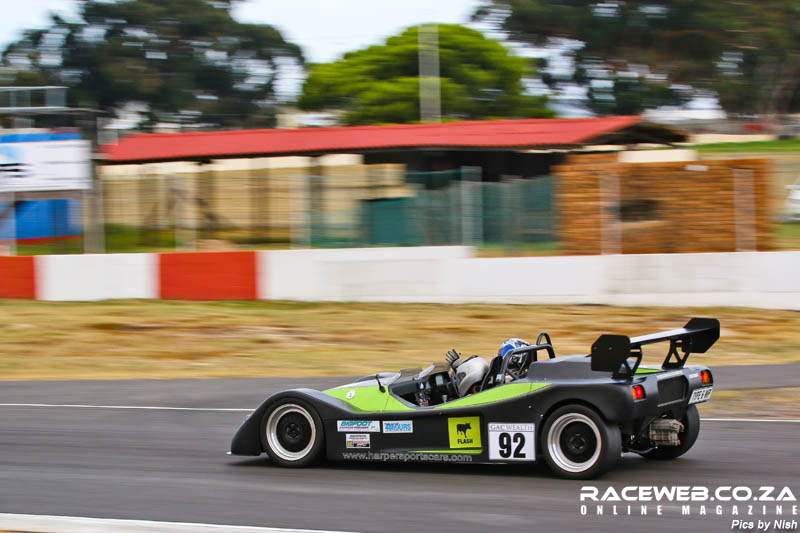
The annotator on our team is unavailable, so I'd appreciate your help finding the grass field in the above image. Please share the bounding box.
[694,139,800,153]
[1,300,798,381]
[18,221,800,256]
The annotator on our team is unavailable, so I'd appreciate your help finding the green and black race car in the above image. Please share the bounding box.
[230,318,719,479]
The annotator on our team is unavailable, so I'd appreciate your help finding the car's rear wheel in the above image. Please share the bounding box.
[262,399,325,467]
[541,404,621,479]
[639,404,700,460]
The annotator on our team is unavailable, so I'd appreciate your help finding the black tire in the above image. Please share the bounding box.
[541,404,621,480]
[639,404,700,460]
[261,398,325,467]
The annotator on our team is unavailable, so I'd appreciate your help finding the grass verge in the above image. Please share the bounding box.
[775,222,800,250]
[694,139,800,153]
[1,300,799,381]
[698,388,800,419]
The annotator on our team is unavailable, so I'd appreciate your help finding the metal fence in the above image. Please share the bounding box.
[10,154,792,257]
[358,171,554,248]
[37,165,553,254]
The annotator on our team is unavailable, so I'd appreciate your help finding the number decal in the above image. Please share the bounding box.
[488,423,535,462]
[512,432,525,458]
[499,432,512,458]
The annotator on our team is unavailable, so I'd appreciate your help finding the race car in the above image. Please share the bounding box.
[230,317,719,479]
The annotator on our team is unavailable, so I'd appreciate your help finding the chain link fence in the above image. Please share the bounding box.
[53,164,554,254]
[359,170,554,249]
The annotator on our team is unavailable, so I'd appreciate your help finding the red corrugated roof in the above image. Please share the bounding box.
[100,116,642,164]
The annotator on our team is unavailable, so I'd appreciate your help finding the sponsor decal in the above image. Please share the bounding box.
[345,389,356,400]
[488,422,535,461]
[337,420,380,432]
[689,387,713,404]
[383,420,413,434]
[578,485,798,520]
[447,416,481,449]
[345,433,370,449]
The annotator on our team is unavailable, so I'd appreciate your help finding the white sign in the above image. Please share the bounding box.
[0,140,91,192]
[488,423,535,461]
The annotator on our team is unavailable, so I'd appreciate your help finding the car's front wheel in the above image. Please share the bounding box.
[541,404,621,479]
[262,399,325,467]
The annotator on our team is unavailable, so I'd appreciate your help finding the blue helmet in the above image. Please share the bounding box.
[498,338,530,358]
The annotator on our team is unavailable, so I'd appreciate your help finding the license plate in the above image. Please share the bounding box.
[689,387,713,404]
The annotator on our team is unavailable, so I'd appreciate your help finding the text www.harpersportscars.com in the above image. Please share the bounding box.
[342,452,473,462]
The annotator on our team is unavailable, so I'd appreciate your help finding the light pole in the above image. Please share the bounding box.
[418,23,441,123]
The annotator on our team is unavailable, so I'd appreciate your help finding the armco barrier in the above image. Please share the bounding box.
[1,247,798,309]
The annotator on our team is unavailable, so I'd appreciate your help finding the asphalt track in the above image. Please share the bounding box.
[1,365,799,533]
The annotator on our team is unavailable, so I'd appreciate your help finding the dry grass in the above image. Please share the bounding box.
[0,299,798,381]
[698,388,800,419]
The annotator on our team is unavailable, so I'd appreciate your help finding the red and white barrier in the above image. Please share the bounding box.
[260,246,473,301]
[1,247,798,310]
[0,256,36,299]
[36,253,158,301]
[159,251,258,300]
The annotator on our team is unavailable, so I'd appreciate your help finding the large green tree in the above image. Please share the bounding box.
[474,0,800,116]
[2,0,303,128]
[298,24,553,125]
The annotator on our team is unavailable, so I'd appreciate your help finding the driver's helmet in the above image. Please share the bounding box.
[455,356,489,397]
[498,338,530,359]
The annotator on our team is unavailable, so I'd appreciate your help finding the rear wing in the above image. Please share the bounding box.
[590,318,720,380]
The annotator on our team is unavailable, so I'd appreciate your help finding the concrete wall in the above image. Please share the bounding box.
[264,249,799,309]
[36,253,158,301]
[4,247,799,310]
[261,246,473,301]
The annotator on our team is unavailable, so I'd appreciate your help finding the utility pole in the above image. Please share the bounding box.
[418,23,441,123]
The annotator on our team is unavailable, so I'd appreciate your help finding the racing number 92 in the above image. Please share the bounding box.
[498,432,526,458]
[488,423,535,461]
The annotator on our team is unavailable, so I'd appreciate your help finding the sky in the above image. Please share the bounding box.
[0,0,484,64]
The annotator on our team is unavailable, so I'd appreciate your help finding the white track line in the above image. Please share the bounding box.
[0,513,359,533]
[701,417,800,423]
[1,404,799,423]
[0,403,252,412]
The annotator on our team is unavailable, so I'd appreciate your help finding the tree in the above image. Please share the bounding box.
[2,0,304,129]
[474,0,800,116]
[587,76,691,116]
[298,24,553,125]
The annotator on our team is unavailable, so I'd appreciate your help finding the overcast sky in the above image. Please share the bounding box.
[0,0,483,64]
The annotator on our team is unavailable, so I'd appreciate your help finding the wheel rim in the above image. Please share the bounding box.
[266,404,316,462]
[547,412,602,473]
